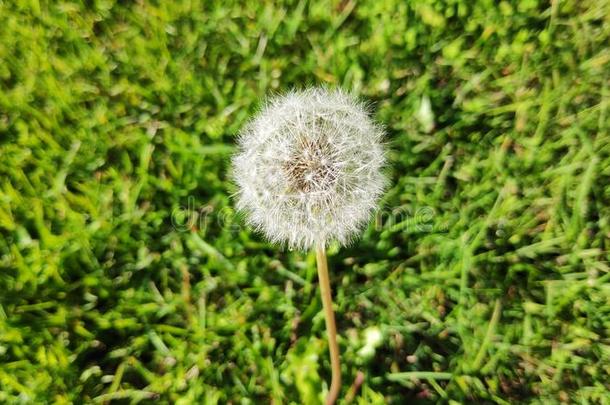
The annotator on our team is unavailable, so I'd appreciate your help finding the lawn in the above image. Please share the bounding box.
[1,0,609,403]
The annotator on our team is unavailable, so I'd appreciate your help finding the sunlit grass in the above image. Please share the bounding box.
[0,0,608,403]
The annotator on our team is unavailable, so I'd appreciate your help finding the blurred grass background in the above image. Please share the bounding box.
[1,0,609,403]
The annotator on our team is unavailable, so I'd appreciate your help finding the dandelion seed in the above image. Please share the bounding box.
[232,87,387,250]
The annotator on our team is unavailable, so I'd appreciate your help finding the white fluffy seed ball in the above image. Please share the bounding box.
[232,88,387,250]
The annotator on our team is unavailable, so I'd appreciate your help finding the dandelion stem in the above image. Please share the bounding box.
[315,245,341,405]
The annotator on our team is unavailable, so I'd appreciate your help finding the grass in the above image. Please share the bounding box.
[0,0,609,403]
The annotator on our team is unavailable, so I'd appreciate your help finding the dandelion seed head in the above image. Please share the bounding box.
[232,87,387,250]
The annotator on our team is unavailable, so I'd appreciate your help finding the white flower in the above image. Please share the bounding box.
[232,88,387,250]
